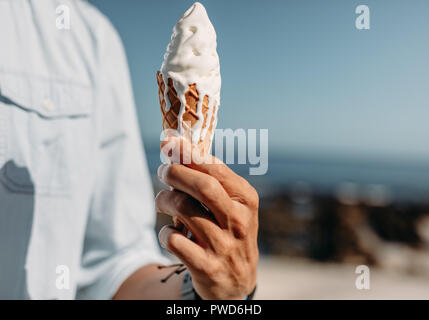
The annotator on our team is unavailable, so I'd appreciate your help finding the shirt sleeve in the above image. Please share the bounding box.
[76,16,170,299]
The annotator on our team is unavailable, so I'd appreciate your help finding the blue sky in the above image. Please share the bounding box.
[89,0,429,162]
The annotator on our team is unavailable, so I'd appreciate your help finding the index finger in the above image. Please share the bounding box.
[161,136,257,206]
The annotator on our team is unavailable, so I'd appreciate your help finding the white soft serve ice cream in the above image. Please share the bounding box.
[160,2,221,145]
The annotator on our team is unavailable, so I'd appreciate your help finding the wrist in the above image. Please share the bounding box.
[181,272,257,300]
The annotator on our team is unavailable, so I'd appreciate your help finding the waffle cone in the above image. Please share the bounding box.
[157,71,216,155]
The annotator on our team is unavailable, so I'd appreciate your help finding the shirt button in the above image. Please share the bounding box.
[42,98,55,111]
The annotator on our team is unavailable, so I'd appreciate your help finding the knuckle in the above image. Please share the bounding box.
[246,186,259,211]
[210,163,228,180]
[215,237,234,253]
[198,177,221,199]
[204,260,222,279]
[233,222,248,239]
[230,215,249,239]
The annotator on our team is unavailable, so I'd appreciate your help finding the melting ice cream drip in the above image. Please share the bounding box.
[160,2,221,145]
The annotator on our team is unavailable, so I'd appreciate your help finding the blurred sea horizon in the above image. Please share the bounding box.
[145,145,429,204]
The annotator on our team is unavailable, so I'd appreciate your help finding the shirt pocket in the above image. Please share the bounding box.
[0,72,94,197]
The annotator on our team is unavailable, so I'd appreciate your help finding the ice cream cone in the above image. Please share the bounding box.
[157,2,221,229]
[157,71,216,155]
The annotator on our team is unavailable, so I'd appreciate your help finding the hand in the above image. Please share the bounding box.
[155,137,259,300]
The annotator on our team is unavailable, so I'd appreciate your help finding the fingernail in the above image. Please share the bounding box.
[157,163,170,182]
[158,225,171,249]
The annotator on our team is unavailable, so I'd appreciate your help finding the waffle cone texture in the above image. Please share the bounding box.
[157,71,216,155]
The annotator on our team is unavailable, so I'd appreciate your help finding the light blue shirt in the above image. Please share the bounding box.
[0,0,169,299]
